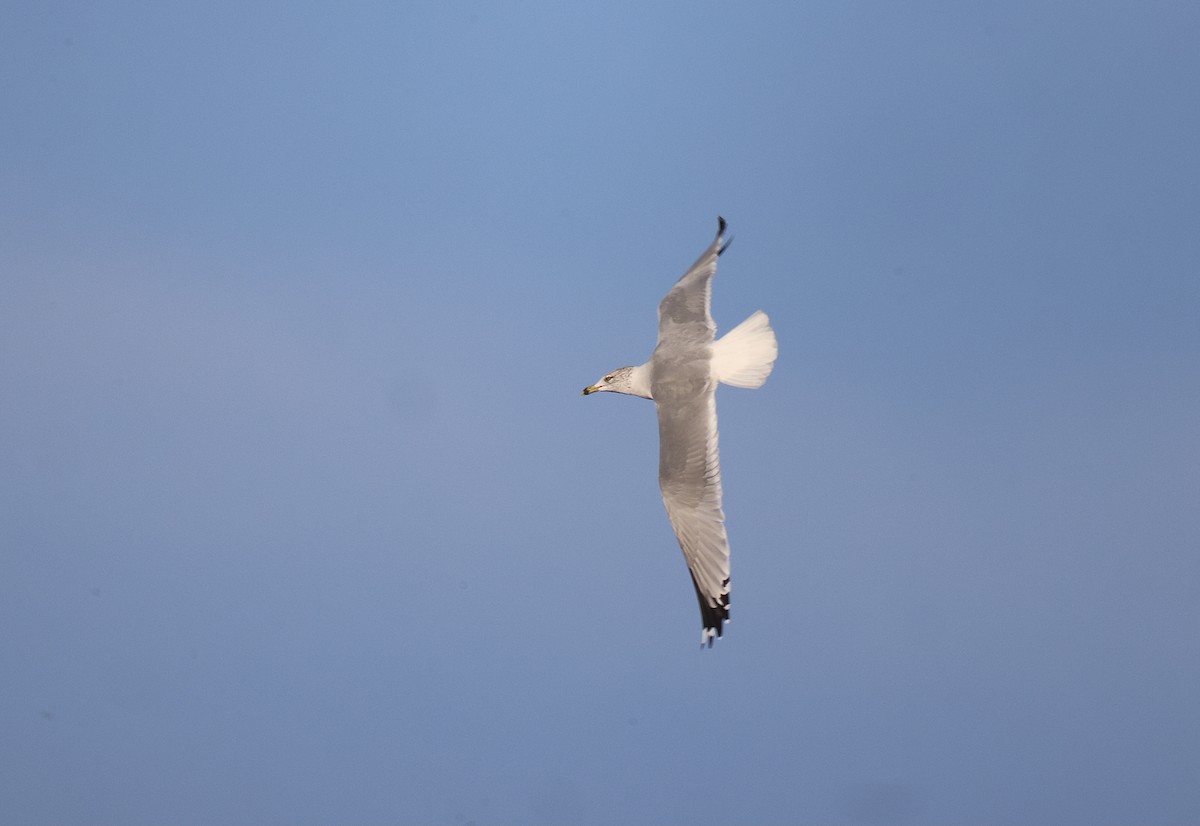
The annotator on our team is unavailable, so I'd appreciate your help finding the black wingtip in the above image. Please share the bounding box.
[716,216,733,257]
[690,571,731,648]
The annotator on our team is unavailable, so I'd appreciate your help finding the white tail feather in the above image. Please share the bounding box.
[712,310,778,388]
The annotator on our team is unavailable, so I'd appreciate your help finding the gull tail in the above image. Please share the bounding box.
[712,310,778,389]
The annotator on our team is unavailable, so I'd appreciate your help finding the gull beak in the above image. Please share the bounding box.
[582,384,599,396]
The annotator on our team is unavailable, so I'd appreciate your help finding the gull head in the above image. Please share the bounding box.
[582,364,652,399]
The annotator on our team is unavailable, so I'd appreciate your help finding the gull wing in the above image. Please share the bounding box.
[652,217,734,645]
[656,217,730,347]
[656,385,730,645]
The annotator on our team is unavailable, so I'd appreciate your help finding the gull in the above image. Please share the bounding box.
[583,218,778,645]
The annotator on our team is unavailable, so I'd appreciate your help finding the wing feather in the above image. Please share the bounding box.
[650,217,735,645]
[656,386,730,644]
[656,217,729,346]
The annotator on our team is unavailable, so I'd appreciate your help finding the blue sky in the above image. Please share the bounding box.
[2,2,1198,824]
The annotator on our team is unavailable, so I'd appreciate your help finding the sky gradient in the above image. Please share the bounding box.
[3,2,1199,824]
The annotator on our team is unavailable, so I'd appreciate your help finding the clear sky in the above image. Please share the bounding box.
[2,2,1198,824]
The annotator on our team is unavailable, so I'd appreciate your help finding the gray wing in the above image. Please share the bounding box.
[656,384,730,645]
[652,217,733,644]
[656,217,730,348]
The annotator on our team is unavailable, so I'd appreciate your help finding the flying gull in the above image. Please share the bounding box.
[583,217,778,645]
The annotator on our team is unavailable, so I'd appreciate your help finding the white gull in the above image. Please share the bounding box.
[583,218,778,645]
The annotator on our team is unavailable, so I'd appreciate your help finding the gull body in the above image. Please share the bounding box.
[583,218,778,645]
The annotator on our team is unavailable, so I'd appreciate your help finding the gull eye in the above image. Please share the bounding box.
[604,374,615,382]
